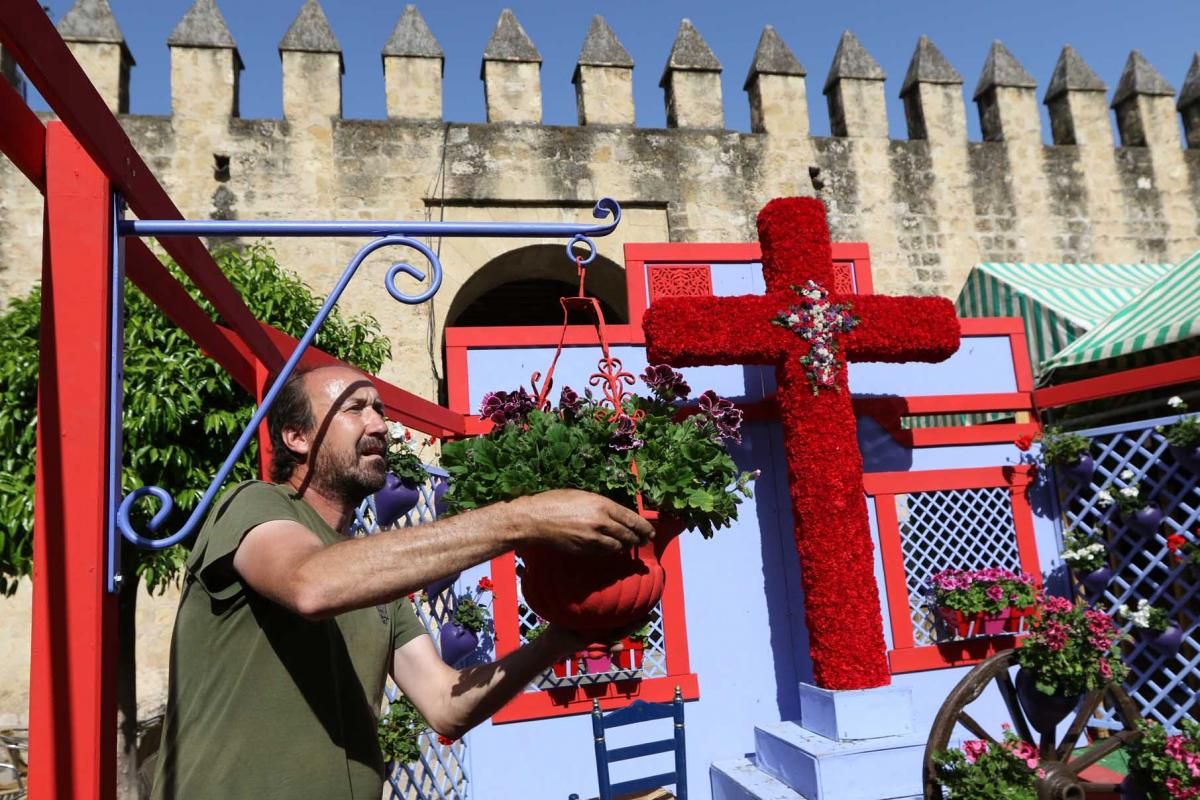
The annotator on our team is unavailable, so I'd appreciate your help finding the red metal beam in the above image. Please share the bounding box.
[0,76,45,190]
[0,0,282,373]
[29,122,118,800]
[1034,354,1200,409]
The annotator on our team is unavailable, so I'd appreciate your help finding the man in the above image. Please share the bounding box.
[151,365,653,798]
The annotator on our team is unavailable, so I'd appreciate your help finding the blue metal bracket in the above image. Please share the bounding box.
[106,198,621,592]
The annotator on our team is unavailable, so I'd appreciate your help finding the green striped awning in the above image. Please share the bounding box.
[1040,250,1200,373]
[955,262,1174,374]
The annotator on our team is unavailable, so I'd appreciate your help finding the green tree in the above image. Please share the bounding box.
[0,244,390,797]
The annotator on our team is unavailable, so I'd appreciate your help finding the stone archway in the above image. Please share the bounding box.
[444,244,627,328]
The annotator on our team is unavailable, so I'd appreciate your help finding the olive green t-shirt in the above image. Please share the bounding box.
[151,481,425,800]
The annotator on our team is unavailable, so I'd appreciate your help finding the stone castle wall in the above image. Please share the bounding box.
[2,0,1200,723]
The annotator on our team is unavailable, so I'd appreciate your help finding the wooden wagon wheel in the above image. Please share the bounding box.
[923,649,1143,800]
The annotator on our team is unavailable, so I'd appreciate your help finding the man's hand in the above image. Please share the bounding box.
[513,489,654,555]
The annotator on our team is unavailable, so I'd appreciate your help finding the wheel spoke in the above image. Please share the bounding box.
[1065,731,1135,773]
[1056,690,1104,761]
[955,711,998,744]
[995,669,1034,744]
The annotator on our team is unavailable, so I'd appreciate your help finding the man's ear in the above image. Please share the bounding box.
[281,424,313,457]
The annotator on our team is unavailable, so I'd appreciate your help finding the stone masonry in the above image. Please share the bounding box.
[2,0,1200,723]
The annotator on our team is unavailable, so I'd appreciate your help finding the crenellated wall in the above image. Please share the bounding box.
[3,1,1200,405]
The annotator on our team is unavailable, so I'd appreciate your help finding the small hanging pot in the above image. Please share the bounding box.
[424,572,460,598]
[1060,454,1095,483]
[1127,505,1163,534]
[1015,668,1083,735]
[1169,444,1200,470]
[374,473,421,528]
[1136,625,1183,656]
[1078,565,1113,595]
[439,622,479,665]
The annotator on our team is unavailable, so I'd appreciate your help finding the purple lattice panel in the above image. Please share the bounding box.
[1055,415,1200,730]
[896,487,1023,646]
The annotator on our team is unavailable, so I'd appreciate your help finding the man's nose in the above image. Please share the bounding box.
[365,407,389,434]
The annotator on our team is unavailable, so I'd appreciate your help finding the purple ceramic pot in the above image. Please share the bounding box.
[1015,668,1082,735]
[1120,775,1148,800]
[1078,565,1113,595]
[432,476,450,517]
[1170,444,1200,470]
[424,572,460,598]
[439,622,479,665]
[1061,454,1095,483]
[374,473,420,528]
[1138,625,1183,656]
[1129,505,1163,534]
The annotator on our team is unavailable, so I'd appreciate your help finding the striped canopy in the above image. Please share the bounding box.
[1040,250,1200,374]
[955,261,1175,375]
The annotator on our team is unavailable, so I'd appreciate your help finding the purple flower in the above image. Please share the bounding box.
[479,387,537,425]
[610,413,644,452]
[698,390,743,443]
[640,364,691,401]
[558,386,584,419]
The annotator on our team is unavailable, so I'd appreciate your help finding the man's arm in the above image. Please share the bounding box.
[389,625,591,739]
[232,489,654,620]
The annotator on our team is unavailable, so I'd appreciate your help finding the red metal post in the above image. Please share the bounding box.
[29,122,118,800]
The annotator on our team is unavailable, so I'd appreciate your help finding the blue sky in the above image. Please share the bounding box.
[30,0,1200,142]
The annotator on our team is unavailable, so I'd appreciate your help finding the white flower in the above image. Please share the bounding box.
[1096,490,1114,507]
[1119,486,1140,499]
[1120,469,1135,481]
[388,421,407,442]
[787,313,801,326]
[1168,396,1185,410]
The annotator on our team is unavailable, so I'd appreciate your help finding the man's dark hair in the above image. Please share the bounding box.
[267,368,316,483]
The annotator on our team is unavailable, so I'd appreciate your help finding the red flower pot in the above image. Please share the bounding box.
[550,659,569,678]
[1005,606,1034,634]
[980,608,1012,635]
[616,638,645,671]
[938,607,979,638]
[518,513,684,656]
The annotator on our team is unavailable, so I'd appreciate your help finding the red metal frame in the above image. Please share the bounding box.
[1034,354,1200,409]
[864,466,1041,673]
[28,123,118,800]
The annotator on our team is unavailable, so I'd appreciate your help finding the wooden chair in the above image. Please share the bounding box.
[589,687,687,800]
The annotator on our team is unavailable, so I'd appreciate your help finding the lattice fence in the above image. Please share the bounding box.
[355,467,471,800]
[897,486,1025,645]
[1054,415,1200,730]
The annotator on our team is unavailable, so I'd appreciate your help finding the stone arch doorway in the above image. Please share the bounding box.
[444,244,628,328]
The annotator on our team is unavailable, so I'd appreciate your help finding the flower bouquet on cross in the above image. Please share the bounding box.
[1124,718,1200,800]
[1014,596,1127,734]
[932,726,1045,799]
[440,362,756,654]
[1163,395,1200,468]
[1096,469,1162,533]
[929,567,1038,638]
[372,420,440,528]
[1116,599,1183,655]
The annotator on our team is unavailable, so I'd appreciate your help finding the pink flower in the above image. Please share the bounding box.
[1043,596,1073,615]
[962,740,989,763]
[986,585,1006,603]
[1098,658,1112,680]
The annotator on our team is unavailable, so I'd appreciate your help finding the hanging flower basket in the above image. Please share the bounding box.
[1078,565,1113,595]
[374,474,421,528]
[1015,667,1083,735]
[1127,505,1163,534]
[438,622,478,665]
[1136,625,1183,655]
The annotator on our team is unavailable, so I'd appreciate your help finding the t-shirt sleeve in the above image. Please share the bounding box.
[185,481,304,601]
[391,597,427,651]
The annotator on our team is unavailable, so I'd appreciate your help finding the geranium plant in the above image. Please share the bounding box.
[1125,718,1200,800]
[1039,427,1091,467]
[1060,529,1107,574]
[440,365,756,538]
[1096,469,1153,517]
[386,420,431,486]
[931,727,1043,800]
[929,568,1037,615]
[1015,596,1127,697]
[1116,599,1171,634]
[1164,396,1200,449]
[377,694,428,766]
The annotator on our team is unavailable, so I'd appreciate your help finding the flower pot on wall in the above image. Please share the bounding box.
[617,639,645,671]
[425,572,460,598]
[937,608,977,638]
[1128,506,1163,534]
[1136,625,1183,656]
[1168,444,1200,470]
[374,474,421,528]
[432,475,450,516]
[1078,566,1113,595]
[1015,668,1083,734]
[517,514,684,656]
[438,622,478,665]
[1061,454,1095,482]
[980,608,1012,636]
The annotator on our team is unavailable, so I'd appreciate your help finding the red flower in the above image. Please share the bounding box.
[1167,534,1187,552]
[477,576,494,592]
[437,735,456,746]
[1014,433,1034,451]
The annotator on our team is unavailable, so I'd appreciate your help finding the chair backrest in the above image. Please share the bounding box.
[590,686,687,800]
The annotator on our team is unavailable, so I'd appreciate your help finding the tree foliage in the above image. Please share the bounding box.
[0,245,390,594]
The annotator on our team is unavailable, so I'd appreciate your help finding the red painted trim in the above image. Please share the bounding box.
[1034,355,1200,409]
[863,466,1032,495]
[1008,327,1036,396]
[889,638,1020,673]
[658,536,693,677]
[854,393,1034,415]
[907,423,1039,448]
[29,122,117,800]
[446,344,471,417]
[958,317,1025,336]
[623,243,763,263]
[873,496,916,650]
[445,324,645,348]
[0,76,46,190]
[1010,486,1043,580]
[492,673,701,724]
[0,0,282,372]
[624,256,649,330]
[254,360,272,481]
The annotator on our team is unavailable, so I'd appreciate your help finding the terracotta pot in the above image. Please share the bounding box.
[517,513,684,656]
[439,622,478,665]
[1078,565,1113,595]
[1061,454,1095,482]
[1137,625,1183,656]
[1015,667,1083,734]
[374,473,421,527]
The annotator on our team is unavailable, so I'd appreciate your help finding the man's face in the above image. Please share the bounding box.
[300,367,389,502]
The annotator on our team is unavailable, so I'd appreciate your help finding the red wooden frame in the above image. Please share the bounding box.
[1034,354,1200,409]
[864,466,1041,673]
